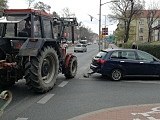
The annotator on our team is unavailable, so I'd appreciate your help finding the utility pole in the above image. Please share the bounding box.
[98,0,119,51]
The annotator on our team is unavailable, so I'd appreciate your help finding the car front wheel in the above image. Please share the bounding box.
[110,69,122,81]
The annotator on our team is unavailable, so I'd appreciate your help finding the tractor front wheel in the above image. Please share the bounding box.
[64,56,78,79]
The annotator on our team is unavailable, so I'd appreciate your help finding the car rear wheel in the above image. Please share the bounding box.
[110,69,122,81]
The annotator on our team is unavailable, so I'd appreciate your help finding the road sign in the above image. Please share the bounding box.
[102,27,108,35]
[100,34,106,38]
[109,35,115,41]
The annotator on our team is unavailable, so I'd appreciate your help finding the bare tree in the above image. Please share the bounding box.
[34,1,51,13]
[52,11,60,18]
[0,0,8,16]
[62,7,75,18]
[25,0,35,8]
[108,0,144,43]
[146,1,160,42]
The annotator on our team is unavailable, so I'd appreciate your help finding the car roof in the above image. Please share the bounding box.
[76,44,84,46]
[101,48,139,52]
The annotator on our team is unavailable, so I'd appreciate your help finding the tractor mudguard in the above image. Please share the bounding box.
[65,53,72,68]
[0,90,12,116]
[19,38,54,56]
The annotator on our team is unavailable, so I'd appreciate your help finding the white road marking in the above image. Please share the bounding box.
[16,118,28,120]
[131,106,160,120]
[124,81,160,84]
[37,94,54,104]
[58,81,69,87]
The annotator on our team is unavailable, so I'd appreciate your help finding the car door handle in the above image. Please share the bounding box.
[120,61,125,63]
[140,62,144,63]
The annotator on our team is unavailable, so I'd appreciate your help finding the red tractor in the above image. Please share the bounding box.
[0,9,78,93]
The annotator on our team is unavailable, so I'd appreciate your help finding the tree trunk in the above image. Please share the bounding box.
[124,23,130,43]
[148,29,152,42]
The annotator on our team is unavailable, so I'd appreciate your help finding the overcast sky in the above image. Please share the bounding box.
[8,0,154,34]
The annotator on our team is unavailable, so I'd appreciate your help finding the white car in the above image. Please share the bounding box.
[74,44,87,52]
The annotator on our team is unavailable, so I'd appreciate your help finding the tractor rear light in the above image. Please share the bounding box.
[17,43,22,48]
[30,39,38,42]
[96,59,106,64]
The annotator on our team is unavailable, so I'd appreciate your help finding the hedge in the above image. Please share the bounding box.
[123,42,160,59]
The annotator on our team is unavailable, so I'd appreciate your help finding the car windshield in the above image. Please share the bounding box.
[76,44,82,47]
[137,51,155,62]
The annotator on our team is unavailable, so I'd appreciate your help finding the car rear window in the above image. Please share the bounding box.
[76,44,82,47]
[95,51,108,59]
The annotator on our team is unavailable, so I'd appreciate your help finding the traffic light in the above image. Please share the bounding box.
[102,27,108,35]
[88,14,93,21]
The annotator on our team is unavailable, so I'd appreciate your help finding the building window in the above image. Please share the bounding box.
[139,36,143,41]
[139,19,144,25]
[158,20,160,25]
[139,28,143,33]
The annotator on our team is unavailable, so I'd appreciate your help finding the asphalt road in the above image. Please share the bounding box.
[1,44,160,120]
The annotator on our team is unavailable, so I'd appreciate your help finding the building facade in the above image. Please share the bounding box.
[116,10,160,43]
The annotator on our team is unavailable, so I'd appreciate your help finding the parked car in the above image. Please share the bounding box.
[74,44,87,52]
[87,42,92,45]
[90,48,160,81]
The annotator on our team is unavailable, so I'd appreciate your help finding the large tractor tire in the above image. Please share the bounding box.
[64,55,78,79]
[25,46,59,93]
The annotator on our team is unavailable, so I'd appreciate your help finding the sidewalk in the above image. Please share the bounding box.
[108,43,119,49]
[69,103,160,120]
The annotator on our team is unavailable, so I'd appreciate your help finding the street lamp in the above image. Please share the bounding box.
[98,0,119,51]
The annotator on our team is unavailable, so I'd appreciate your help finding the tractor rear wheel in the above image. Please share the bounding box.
[25,47,59,93]
[64,56,78,79]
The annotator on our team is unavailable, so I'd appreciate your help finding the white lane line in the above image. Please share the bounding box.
[124,81,160,84]
[37,94,54,104]
[16,118,28,120]
[58,81,69,87]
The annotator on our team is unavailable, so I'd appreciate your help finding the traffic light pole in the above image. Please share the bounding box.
[98,0,102,52]
[98,0,119,51]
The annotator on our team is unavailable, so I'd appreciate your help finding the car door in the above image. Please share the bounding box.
[136,50,160,76]
[109,50,139,75]
[119,51,142,75]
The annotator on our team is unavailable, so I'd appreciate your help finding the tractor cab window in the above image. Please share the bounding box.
[43,18,52,38]
[18,16,31,37]
[34,16,41,38]
[1,15,30,37]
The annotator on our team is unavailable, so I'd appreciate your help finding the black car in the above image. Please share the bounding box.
[90,48,160,81]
